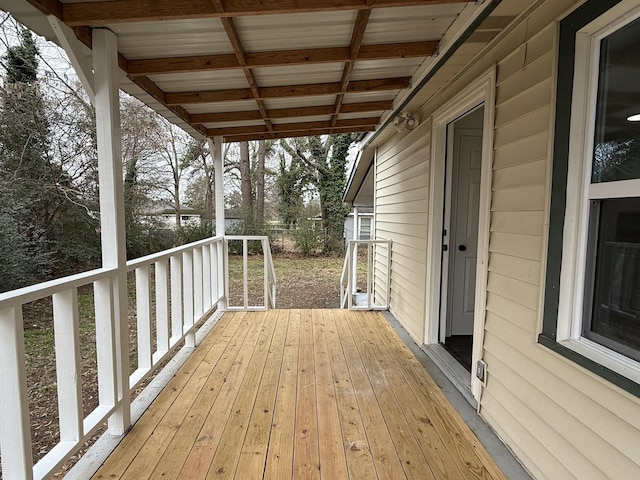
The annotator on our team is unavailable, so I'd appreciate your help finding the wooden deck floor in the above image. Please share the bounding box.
[93,310,506,480]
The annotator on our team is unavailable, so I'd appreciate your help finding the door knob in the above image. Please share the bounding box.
[458,244,467,251]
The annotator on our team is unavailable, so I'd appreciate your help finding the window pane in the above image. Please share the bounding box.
[586,198,640,360]
[592,18,640,183]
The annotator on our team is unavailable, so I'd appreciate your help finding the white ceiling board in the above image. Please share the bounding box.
[150,70,249,93]
[185,100,259,114]
[351,58,424,82]
[263,95,338,110]
[338,111,385,121]
[111,19,231,59]
[235,10,357,52]
[364,4,464,44]
[253,63,344,88]
[203,119,266,129]
[343,91,397,104]
[271,115,332,125]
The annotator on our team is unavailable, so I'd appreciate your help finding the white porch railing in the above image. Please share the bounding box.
[0,235,276,480]
[225,236,276,311]
[340,239,392,310]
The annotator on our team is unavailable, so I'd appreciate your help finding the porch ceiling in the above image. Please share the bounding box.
[3,0,510,143]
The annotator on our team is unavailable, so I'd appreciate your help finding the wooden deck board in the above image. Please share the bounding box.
[92,310,507,480]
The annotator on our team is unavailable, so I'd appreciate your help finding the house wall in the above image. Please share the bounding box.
[376,126,431,341]
[374,0,640,478]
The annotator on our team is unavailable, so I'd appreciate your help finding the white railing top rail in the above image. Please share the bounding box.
[0,236,224,309]
[126,235,223,268]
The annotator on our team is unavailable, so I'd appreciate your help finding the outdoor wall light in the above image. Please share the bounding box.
[393,112,420,132]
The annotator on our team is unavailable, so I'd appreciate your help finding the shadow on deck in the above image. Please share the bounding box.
[89,310,508,479]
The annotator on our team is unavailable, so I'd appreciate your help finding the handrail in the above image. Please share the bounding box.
[340,238,392,311]
[0,236,226,480]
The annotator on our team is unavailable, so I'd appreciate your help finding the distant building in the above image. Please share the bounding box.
[144,203,201,229]
[344,207,374,241]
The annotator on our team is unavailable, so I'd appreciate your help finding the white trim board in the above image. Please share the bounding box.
[424,66,497,404]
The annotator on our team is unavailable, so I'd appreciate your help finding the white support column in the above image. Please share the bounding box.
[208,136,225,237]
[93,27,130,435]
[208,136,227,310]
[0,307,33,480]
[352,206,359,295]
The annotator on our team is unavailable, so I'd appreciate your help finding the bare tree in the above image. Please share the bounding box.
[256,139,266,227]
[239,141,252,212]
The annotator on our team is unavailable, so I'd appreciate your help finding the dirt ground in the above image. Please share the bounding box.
[12,252,345,477]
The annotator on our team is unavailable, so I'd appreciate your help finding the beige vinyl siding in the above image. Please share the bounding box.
[481,1,640,478]
[371,0,640,478]
[375,126,430,342]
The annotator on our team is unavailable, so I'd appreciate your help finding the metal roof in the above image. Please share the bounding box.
[1,0,515,143]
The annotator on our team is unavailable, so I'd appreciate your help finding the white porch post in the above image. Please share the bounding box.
[352,206,359,295]
[208,136,227,310]
[208,136,225,237]
[93,28,131,434]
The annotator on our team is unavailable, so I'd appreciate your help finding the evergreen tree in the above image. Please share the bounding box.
[0,28,100,290]
[0,29,57,289]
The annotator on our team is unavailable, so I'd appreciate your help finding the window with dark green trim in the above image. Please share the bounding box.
[541,0,640,397]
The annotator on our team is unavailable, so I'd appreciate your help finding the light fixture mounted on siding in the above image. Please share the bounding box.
[393,112,419,132]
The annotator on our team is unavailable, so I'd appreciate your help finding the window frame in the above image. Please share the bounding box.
[540,0,640,396]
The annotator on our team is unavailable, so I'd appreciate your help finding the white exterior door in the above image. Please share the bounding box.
[446,128,482,336]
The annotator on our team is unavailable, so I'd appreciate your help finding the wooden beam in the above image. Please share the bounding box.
[126,42,435,76]
[25,0,63,17]
[128,53,240,76]
[190,100,393,123]
[206,117,379,137]
[63,0,474,26]
[166,77,409,105]
[332,8,370,128]
[224,125,375,143]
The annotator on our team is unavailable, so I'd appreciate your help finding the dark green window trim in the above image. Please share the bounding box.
[540,0,640,398]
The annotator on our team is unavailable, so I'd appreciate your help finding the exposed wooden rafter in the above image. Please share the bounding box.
[191,100,393,124]
[330,7,371,131]
[127,41,437,76]
[224,125,376,144]
[207,117,380,137]
[165,78,411,105]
